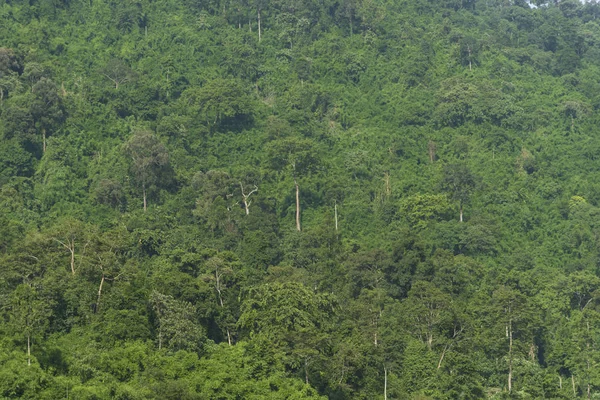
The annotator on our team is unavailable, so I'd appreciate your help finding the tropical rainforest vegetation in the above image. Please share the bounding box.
[2,0,600,397]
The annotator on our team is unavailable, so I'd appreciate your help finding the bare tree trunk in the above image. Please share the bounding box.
[559,375,562,389]
[295,179,301,231]
[428,140,437,162]
[42,128,46,153]
[305,357,309,384]
[240,183,257,215]
[334,201,338,231]
[384,365,387,400]
[508,318,513,394]
[258,8,261,42]
[143,183,147,212]
[438,343,450,369]
[572,375,577,397]
[459,204,464,223]
[70,246,75,275]
[215,269,232,346]
[56,238,76,275]
[587,321,591,399]
[467,45,472,71]
[27,334,31,366]
[96,274,105,314]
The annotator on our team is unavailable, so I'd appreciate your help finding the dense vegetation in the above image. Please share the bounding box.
[2,0,600,397]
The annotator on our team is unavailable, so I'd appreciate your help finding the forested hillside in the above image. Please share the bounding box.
[2,0,600,397]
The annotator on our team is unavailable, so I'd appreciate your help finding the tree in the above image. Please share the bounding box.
[101,59,136,89]
[489,285,536,394]
[125,131,171,211]
[181,78,253,130]
[440,163,477,223]
[150,291,205,352]
[238,282,334,383]
[8,284,52,366]
[30,78,64,153]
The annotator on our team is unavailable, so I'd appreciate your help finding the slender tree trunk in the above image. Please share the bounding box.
[295,179,301,231]
[27,334,31,366]
[258,8,261,42]
[70,246,75,275]
[459,204,464,223]
[559,375,562,390]
[572,375,577,396]
[428,140,437,162]
[56,238,76,275]
[96,274,105,313]
[334,201,338,231]
[384,365,387,400]
[467,45,472,71]
[508,318,513,394]
[438,343,450,369]
[240,183,257,215]
[587,321,591,399]
[42,128,47,153]
[143,183,147,212]
[305,357,309,384]
[215,270,232,346]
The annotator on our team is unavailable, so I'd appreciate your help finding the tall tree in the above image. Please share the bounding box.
[125,130,171,211]
[30,78,64,153]
[8,284,52,366]
[440,163,477,223]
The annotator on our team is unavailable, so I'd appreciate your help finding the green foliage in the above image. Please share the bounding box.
[2,0,600,397]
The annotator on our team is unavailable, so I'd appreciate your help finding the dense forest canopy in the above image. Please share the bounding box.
[3,0,600,398]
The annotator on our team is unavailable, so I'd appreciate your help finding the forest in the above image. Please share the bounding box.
[2,0,600,398]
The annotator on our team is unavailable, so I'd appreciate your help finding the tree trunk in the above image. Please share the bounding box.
[334,201,338,231]
[27,333,31,366]
[572,375,577,397]
[96,274,105,314]
[467,45,472,71]
[42,128,47,153]
[240,183,257,215]
[384,365,387,400]
[70,245,75,275]
[438,343,450,369]
[258,8,261,42]
[56,238,76,275]
[428,140,437,162]
[508,318,513,394]
[459,204,464,223]
[295,179,301,231]
[305,357,309,384]
[143,183,147,212]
